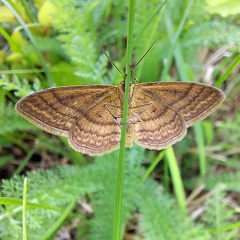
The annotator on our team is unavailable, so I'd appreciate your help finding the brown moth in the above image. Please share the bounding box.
[16,81,224,156]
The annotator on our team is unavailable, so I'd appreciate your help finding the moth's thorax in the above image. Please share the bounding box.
[117,81,135,103]
[129,83,135,102]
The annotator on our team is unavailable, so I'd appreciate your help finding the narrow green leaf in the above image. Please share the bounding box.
[165,147,186,211]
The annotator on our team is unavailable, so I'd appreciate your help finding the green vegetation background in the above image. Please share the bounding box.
[0,0,240,239]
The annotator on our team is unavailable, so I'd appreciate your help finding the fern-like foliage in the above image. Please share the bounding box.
[50,0,115,84]
[204,172,240,192]
[199,184,239,239]
[0,147,210,240]
[137,180,210,240]
[0,75,40,134]
[181,21,240,48]
[0,75,42,98]
[0,104,35,134]
[185,171,240,193]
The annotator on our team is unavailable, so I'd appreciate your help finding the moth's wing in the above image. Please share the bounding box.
[15,85,117,136]
[69,90,122,156]
[137,82,224,127]
[132,85,187,150]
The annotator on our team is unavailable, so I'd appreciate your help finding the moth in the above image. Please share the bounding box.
[16,81,224,155]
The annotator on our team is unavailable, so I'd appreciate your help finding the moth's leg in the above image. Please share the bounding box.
[128,102,153,124]
[130,67,139,84]
[129,74,138,102]
[104,103,122,127]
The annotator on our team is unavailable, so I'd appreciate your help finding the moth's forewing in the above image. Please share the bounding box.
[16,85,122,155]
[131,82,224,149]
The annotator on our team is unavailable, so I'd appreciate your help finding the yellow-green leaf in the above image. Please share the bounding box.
[205,0,240,17]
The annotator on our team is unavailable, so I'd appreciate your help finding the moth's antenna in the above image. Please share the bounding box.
[131,38,159,72]
[96,38,126,79]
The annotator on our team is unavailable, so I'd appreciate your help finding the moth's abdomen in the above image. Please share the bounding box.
[126,124,135,147]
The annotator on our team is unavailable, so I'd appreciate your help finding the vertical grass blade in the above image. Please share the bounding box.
[23,177,27,240]
[113,0,136,239]
[165,147,186,211]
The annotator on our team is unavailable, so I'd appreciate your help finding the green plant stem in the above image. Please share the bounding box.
[113,1,135,239]
[23,177,27,240]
